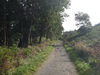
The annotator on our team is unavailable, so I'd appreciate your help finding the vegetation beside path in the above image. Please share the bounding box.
[62,24,100,75]
[63,44,93,75]
[0,40,57,75]
[0,0,70,74]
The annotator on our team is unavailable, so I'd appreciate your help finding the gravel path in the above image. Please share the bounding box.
[34,42,78,75]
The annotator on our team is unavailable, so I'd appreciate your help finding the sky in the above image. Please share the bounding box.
[62,0,100,31]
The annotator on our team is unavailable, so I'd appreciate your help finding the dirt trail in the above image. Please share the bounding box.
[34,42,78,75]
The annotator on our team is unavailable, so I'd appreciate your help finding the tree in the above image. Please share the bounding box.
[75,12,92,28]
[0,0,70,47]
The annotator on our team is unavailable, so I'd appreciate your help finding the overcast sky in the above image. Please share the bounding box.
[62,0,100,31]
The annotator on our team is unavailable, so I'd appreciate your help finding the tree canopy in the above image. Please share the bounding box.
[75,12,92,28]
[0,0,70,47]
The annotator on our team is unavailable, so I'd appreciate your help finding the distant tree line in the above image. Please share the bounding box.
[0,0,70,47]
[62,12,92,42]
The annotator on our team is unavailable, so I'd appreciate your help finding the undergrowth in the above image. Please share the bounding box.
[0,40,57,75]
[63,44,95,75]
[11,46,53,75]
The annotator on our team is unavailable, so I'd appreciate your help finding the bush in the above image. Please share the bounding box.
[63,44,93,75]
[76,61,92,75]
[0,40,57,75]
[0,46,19,75]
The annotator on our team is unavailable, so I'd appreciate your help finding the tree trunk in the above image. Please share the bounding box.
[19,20,32,48]
[39,34,42,44]
[46,31,49,39]
[23,27,30,47]
[3,0,7,46]
[28,22,32,45]
[38,26,43,44]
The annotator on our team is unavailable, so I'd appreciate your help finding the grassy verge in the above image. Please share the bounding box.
[6,41,57,75]
[63,44,93,75]
[11,46,53,75]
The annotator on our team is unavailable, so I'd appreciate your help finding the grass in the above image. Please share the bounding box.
[63,44,93,75]
[7,41,57,75]
[11,46,53,75]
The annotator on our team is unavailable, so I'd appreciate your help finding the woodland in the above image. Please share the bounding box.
[0,0,70,75]
[0,0,100,75]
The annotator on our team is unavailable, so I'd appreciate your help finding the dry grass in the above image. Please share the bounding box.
[0,41,53,75]
[28,42,49,55]
[74,42,100,59]
[73,41,100,75]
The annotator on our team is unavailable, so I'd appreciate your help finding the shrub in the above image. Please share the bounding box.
[76,61,92,75]
[0,46,19,75]
[63,44,93,75]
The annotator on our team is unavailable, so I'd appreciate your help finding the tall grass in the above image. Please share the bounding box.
[0,40,57,75]
[63,43,99,75]
[11,46,53,75]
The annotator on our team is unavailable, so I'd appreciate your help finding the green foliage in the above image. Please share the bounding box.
[0,46,19,75]
[2,40,57,75]
[0,46,19,62]
[12,44,54,75]
[62,22,100,75]
[76,61,92,75]
[0,0,70,47]
[62,23,100,45]
[88,57,97,68]
[63,44,93,75]
[23,48,31,55]
[75,12,92,27]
